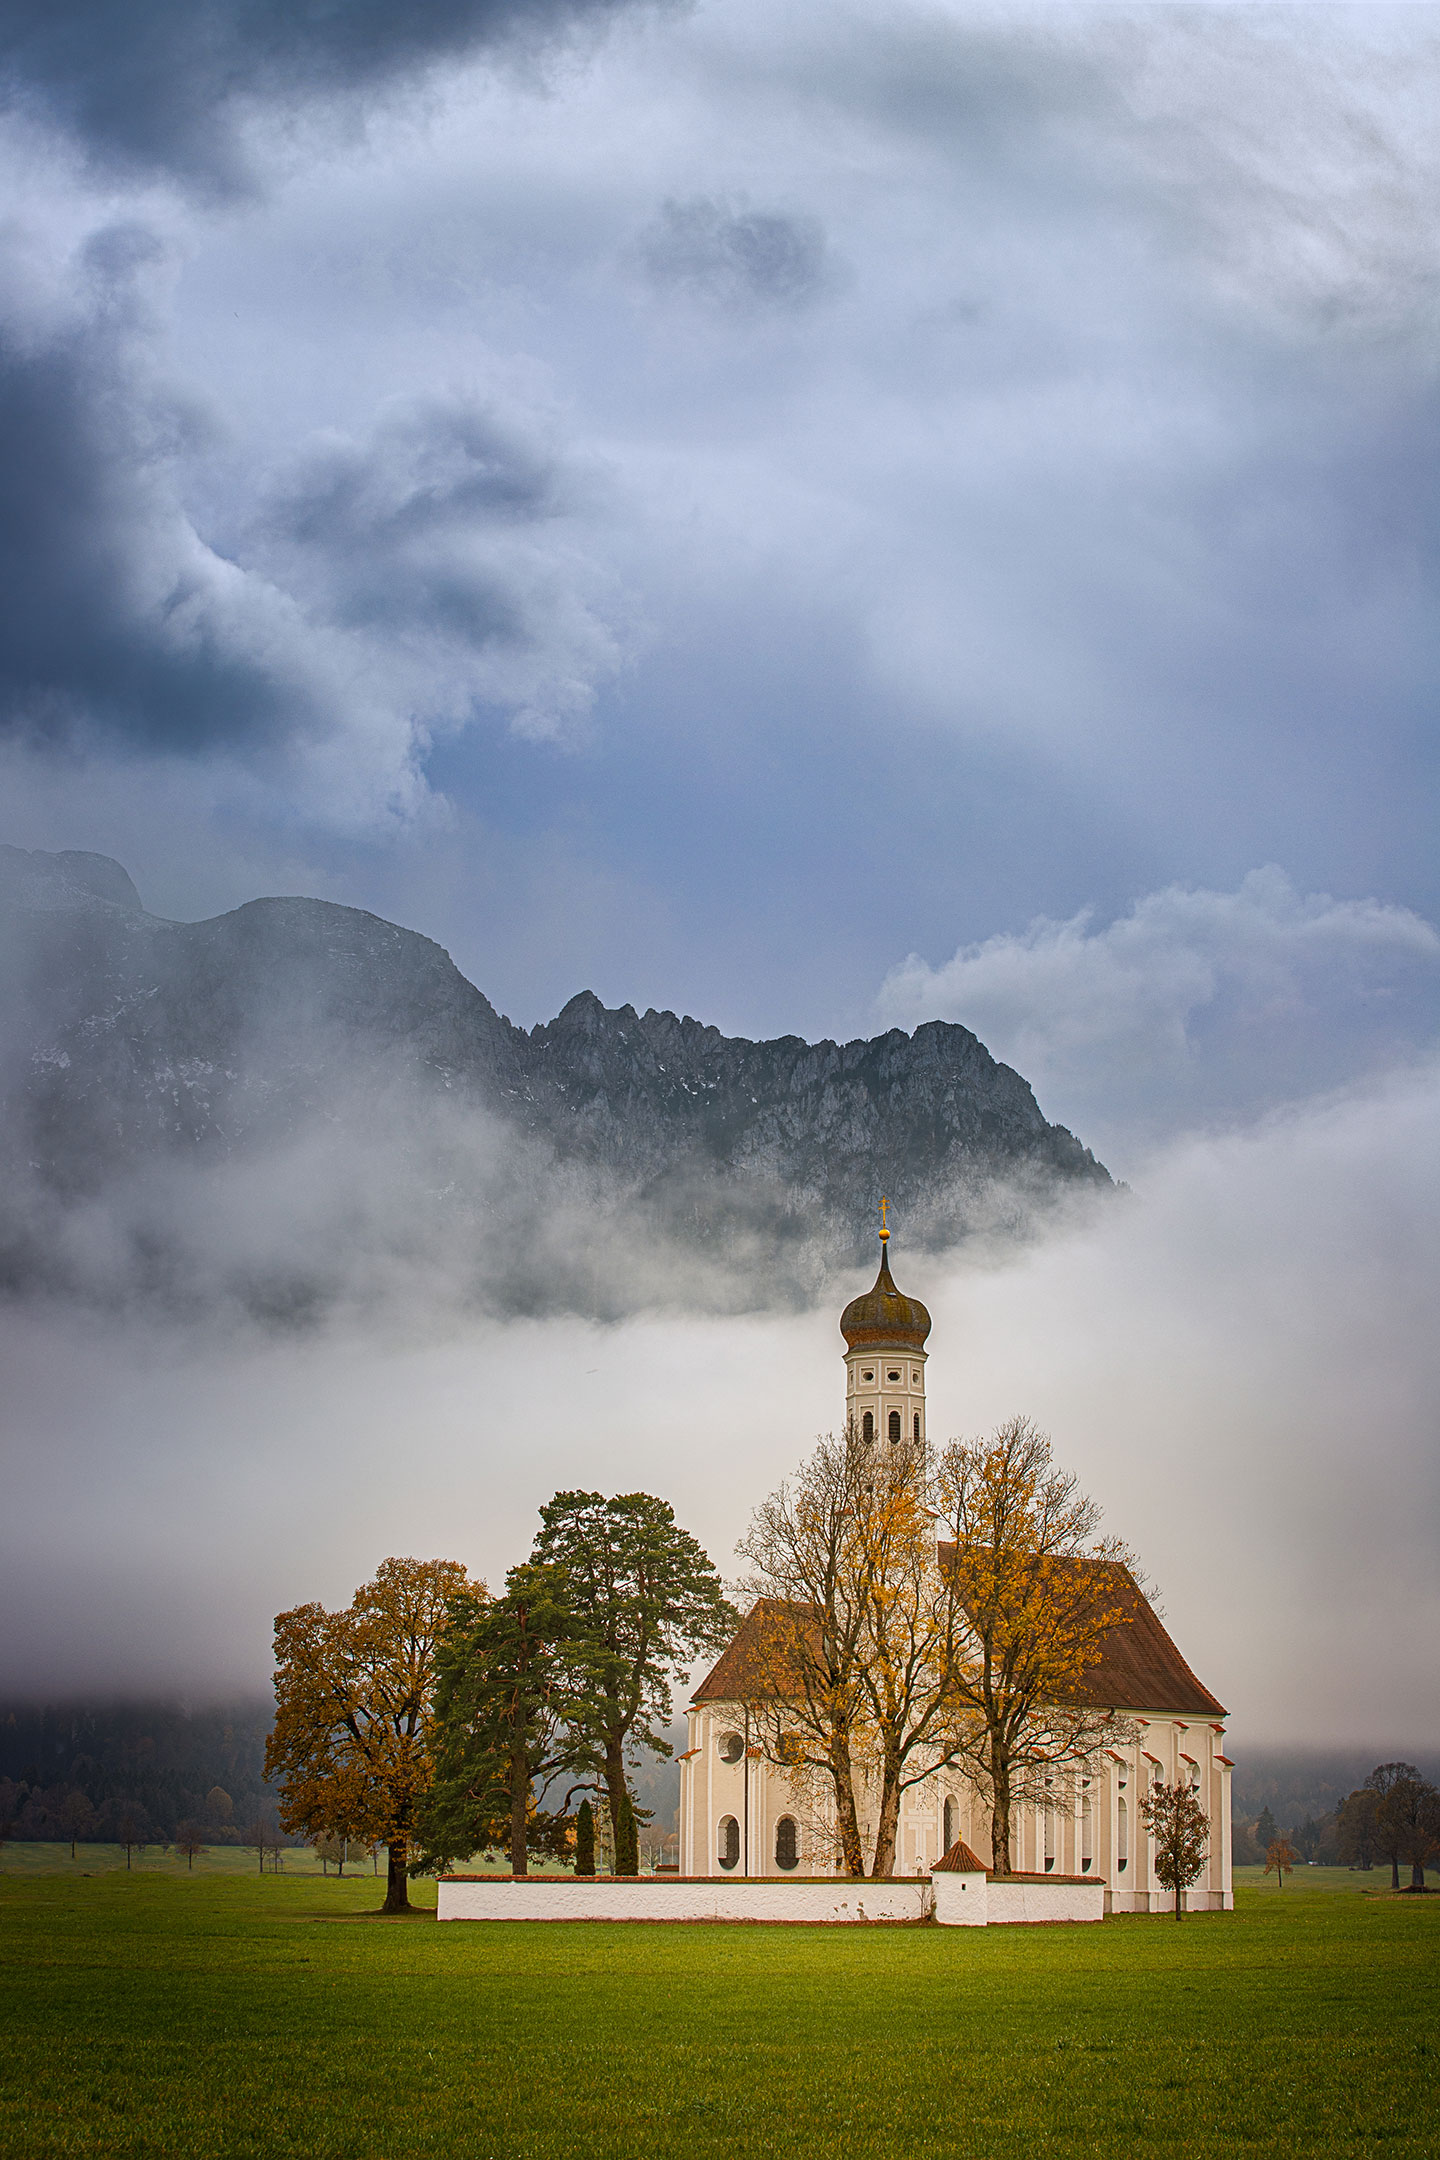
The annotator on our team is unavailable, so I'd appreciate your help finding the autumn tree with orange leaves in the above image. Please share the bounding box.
[934,1417,1140,1875]
[266,1556,477,1913]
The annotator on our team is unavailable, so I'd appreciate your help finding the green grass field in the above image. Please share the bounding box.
[0,1861,1434,2158]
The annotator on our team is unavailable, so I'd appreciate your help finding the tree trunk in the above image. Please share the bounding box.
[989,1742,1012,1875]
[871,1764,903,1880]
[828,1740,865,1877]
[1391,1855,1401,1889]
[604,1742,628,1871]
[1411,1860,1426,1891]
[383,1839,411,1914]
[510,1737,529,1878]
[1173,1877,1182,1919]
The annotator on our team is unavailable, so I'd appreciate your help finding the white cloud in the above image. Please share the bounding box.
[877,868,1440,1161]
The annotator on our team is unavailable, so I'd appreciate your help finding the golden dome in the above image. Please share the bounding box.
[839,1244,931,1351]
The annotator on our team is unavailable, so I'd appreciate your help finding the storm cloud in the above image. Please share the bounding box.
[0,0,669,189]
[0,222,624,810]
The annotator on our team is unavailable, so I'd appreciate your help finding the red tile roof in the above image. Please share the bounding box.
[692,1562,1225,1718]
[933,1839,988,1874]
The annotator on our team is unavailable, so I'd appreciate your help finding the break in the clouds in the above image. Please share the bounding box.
[0,0,662,190]
[878,868,1440,1161]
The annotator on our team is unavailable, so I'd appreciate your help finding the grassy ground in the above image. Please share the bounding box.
[0,1866,1434,2159]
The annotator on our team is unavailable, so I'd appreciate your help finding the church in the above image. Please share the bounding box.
[677,1230,1234,1914]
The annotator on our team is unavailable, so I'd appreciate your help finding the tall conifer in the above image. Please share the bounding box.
[575,1798,596,1876]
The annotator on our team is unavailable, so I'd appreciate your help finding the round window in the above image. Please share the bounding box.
[861,1369,874,1382]
[717,1732,744,1764]
[887,1369,900,1381]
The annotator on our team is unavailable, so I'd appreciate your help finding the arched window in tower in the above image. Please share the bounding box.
[1117,1796,1129,1872]
[861,1410,874,1443]
[888,1409,902,1442]
[775,1817,799,1871]
[718,1816,740,1871]
[913,1412,921,1441]
[1081,1785,1093,1872]
[943,1796,956,1853]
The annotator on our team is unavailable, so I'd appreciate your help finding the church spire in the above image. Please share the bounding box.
[839,1208,930,1446]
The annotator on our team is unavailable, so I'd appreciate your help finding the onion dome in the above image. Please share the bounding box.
[840,1244,931,1351]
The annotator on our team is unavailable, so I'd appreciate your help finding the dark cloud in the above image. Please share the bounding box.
[638,197,833,309]
[0,0,666,190]
[0,226,323,757]
[0,230,621,781]
[260,396,565,648]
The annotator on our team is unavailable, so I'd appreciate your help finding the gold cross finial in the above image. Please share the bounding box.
[879,1195,889,1243]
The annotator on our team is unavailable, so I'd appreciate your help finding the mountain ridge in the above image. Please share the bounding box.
[0,846,1110,1321]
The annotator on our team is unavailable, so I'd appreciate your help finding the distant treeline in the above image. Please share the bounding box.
[0,1700,276,1844]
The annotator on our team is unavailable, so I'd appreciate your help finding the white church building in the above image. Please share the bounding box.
[677,1236,1234,1915]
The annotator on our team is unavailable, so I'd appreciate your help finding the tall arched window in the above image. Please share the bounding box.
[775,1817,799,1871]
[718,1816,740,1871]
[861,1410,874,1442]
[943,1797,956,1853]
[1081,1789,1093,1872]
[913,1412,921,1440]
[888,1409,902,1442]
[1117,1796,1129,1872]
[1043,1806,1055,1872]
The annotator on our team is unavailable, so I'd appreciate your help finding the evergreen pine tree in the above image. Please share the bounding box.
[576,1799,596,1876]
[615,1787,639,1876]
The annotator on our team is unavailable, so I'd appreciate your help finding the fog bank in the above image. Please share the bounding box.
[4,1055,1435,1750]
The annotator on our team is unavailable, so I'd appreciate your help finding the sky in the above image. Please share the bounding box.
[0,0,1437,1749]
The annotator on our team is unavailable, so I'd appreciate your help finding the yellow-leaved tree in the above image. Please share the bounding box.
[934,1416,1140,1874]
[265,1556,477,1912]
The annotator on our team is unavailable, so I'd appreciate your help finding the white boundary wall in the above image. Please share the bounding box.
[439,1875,1110,1925]
[987,1880,1105,1925]
[438,1877,932,1923]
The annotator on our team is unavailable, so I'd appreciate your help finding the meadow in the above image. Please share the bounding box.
[0,1857,1434,2159]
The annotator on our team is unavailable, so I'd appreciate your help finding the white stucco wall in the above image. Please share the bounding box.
[437,1877,933,1924]
[930,1871,988,1926]
[987,1879,1106,1925]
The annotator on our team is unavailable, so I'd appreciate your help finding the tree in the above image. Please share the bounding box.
[266,1555,475,1914]
[414,1567,582,1879]
[1368,1763,1421,1890]
[113,1808,147,1870]
[1336,1788,1378,1871]
[528,1492,735,1846]
[240,1818,283,1875]
[735,1436,877,1876]
[1255,1805,1277,1853]
[1371,1767,1440,1892]
[930,1418,1140,1874]
[1140,1779,1209,1919]
[174,1821,206,1872]
[58,1789,95,1861]
[739,1430,998,1878]
[575,1798,596,1877]
[1265,1835,1297,1888]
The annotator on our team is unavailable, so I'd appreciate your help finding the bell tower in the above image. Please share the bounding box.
[839,1200,931,1445]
